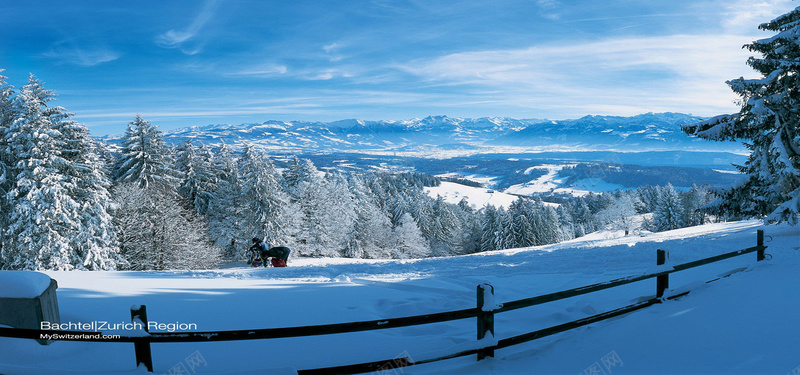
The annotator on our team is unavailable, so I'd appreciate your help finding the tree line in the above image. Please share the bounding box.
[0,67,786,271]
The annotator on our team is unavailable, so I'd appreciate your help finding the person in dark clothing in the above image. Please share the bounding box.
[250,238,290,267]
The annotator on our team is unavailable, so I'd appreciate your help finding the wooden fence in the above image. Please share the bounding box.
[0,230,769,374]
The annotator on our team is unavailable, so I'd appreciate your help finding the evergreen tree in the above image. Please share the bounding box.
[206,142,245,258]
[345,174,393,258]
[114,115,178,190]
[177,141,217,214]
[0,71,15,248]
[393,212,430,258]
[556,206,576,241]
[683,7,800,224]
[314,172,357,256]
[1,75,120,270]
[237,145,290,247]
[454,198,482,254]
[653,184,684,231]
[51,104,120,269]
[681,185,715,227]
[480,205,502,252]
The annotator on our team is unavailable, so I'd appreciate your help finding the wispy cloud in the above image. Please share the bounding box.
[720,0,793,32]
[155,0,219,54]
[41,46,120,67]
[536,0,563,20]
[323,42,346,62]
[224,65,289,77]
[399,34,760,116]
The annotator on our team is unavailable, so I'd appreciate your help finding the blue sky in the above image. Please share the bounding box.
[1,0,795,135]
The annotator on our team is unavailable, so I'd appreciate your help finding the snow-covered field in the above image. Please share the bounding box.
[424,181,521,209]
[0,220,798,374]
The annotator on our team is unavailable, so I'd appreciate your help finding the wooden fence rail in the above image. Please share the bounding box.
[0,230,769,374]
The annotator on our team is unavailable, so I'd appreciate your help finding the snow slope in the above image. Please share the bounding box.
[424,181,521,209]
[0,220,797,374]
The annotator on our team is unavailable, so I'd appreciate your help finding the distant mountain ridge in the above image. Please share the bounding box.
[155,113,743,154]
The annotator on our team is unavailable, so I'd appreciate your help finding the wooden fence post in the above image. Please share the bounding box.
[657,250,669,299]
[757,230,765,262]
[130,305,153,372]
[477,283,495,360]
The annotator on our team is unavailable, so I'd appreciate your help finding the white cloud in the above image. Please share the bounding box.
[225,65,289,77]
[155,0,219,53]
[399,33,762,117]
[720,0,794,32]
[41,47,120,67]
[323,43,342,53]
[536,0,563,20]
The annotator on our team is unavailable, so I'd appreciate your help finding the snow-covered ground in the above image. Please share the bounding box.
[424,181,521,209]
[0,220,798,374]
[503,164,626,197]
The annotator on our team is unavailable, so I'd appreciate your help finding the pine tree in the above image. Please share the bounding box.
[454,198,482,254]
[653,184,684,231]
[237,145,290,247]
[2,76,80,269]
[480,205,501,252]
[556,205,576,241]
[114,115,178,190]
[0,71,15,247]
[206,142,245,258]
[345,174,393,258]
[315,172,357,256]
[393,212,430,258]
[51,104,120,269]
[177,141,217,214]
[683,7,800,224]
[681,185,715,227]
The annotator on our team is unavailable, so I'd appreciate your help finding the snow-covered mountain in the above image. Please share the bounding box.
[156,113,743,154]
[490,112,738,151]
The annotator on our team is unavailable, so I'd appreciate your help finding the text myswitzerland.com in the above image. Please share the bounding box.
[39,333,121,340]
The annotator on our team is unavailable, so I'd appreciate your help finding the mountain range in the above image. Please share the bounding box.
[156,112,744,155]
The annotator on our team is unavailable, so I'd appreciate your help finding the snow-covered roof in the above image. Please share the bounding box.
[0,271,53,298]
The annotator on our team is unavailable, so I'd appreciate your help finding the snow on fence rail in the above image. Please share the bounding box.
[0,230,770,374]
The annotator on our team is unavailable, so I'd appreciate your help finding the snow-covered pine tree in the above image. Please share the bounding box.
[454,198,482,254]
[237,144,291,247]
[2,75,82,270]
[176,141,217,215]
[556,205,576,242]
[345,174,393,258]
[681,185,715,227]
[480,205,502,252]
[393,212,430,258]
[422,196,462,255]
[206,142,245,258]
[114,115,179,191]
[314,172,357,256]
[569,199,595,236]
[682,7,800,224]
[530,201,561,246]
[0,71,14,242]
[50,101,121,270]
[653,184,684,231]
[508,199,536,248]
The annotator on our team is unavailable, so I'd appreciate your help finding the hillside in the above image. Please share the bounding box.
[0,220,796,374]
